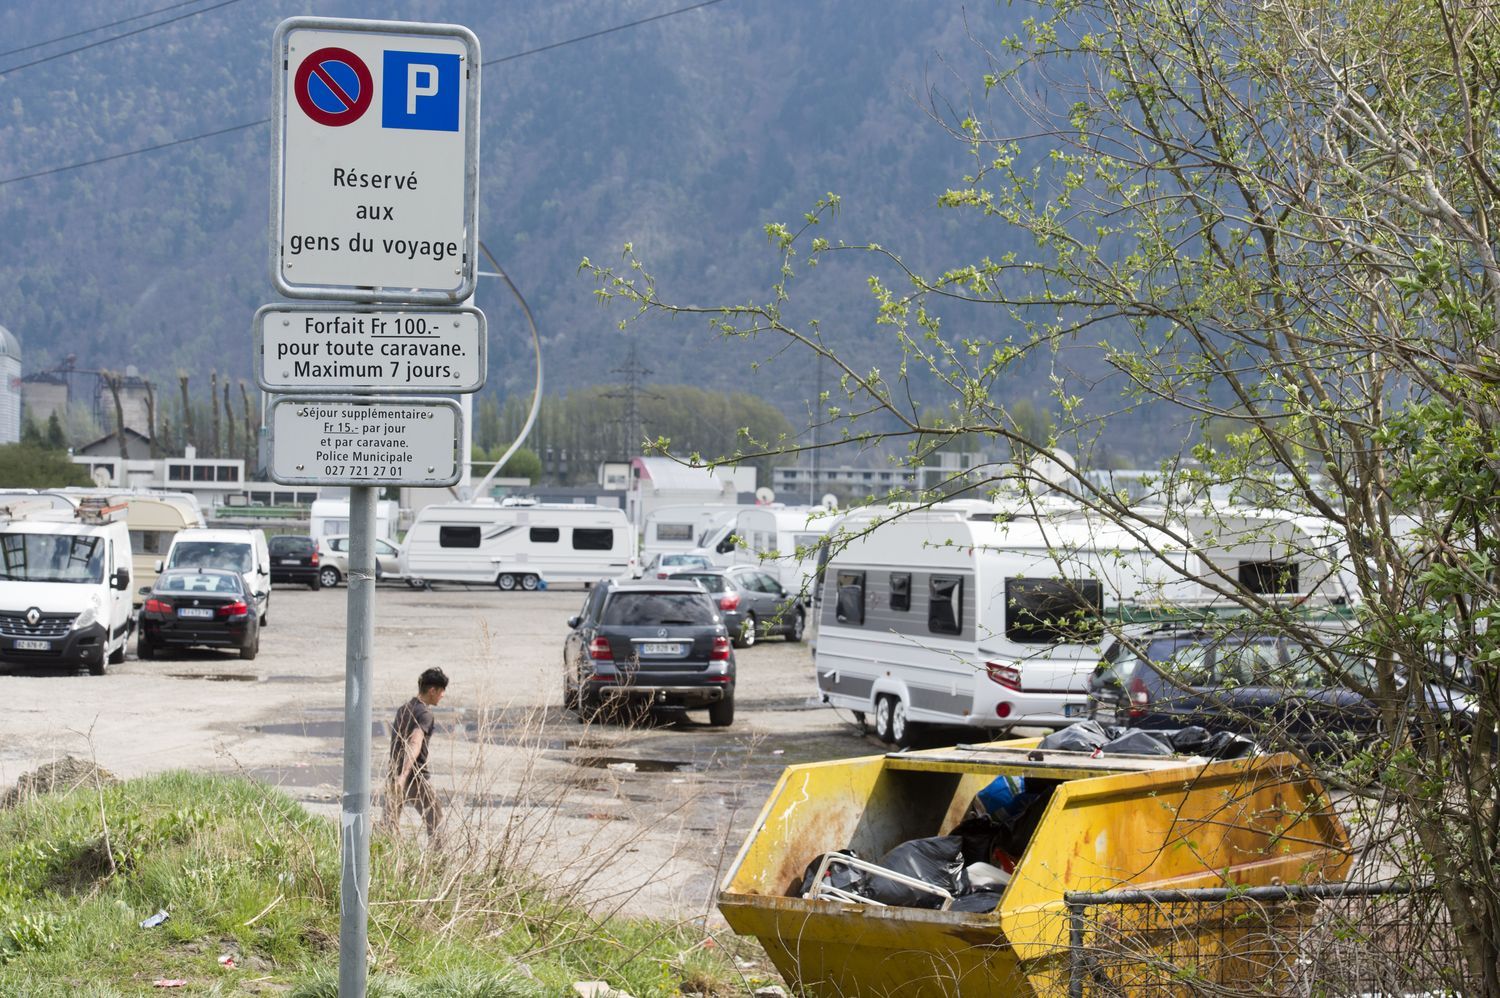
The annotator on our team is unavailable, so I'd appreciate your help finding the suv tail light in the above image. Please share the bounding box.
[710,635,731,661]
[310,551,319,565]
[144,598,170,614]
[588,637,614,661]
[1127,674,1151,719]
[220,600,249,618]
[985,660,1022,691]
[718,593,740,612]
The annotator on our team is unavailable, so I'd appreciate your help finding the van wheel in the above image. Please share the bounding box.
[736,614,758,649]
[891,699,915,749]
[709,694,735,727]
[874,696,896,743]
[521,574,540,591]
[787,609,806,643]
[88,654,106,677]
[108,642,126,665]
[497,573,518,591]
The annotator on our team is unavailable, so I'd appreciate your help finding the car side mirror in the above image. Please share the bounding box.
[567,615,582,629]
[716,537,736,554]
[111,568,130,591]
[137,586,151,596]
[154,559,164,573]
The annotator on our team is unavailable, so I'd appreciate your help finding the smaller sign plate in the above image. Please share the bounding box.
[254,304,486,393]
[268,395,461,486]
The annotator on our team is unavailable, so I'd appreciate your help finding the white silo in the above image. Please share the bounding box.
[0,326,20,444]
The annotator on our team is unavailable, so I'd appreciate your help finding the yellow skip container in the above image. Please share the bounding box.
[717,739,1349,997]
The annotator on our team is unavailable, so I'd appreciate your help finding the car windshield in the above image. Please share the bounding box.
[0,532,105,584]
[602,592,717,626]
[662,554,711,568]
[169,541,252,573]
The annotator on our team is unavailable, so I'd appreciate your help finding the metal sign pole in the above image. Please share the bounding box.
[339,484,376,995]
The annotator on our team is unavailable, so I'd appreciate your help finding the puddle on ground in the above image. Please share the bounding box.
[571,755,693,774]
[253,720,387,738]
[166,672,261,683]
[263,674,343,685]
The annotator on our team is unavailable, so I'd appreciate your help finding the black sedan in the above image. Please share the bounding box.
[1088,626,1473,755]
[138,568,261,660]
[670,566,805,648]
[268,534,321,589]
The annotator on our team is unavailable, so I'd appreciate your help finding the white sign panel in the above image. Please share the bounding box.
[254,304,486,393]
[272,18,479,302]
[268,396,461,486]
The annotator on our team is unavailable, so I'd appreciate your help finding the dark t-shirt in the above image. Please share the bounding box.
[390,696,435,775]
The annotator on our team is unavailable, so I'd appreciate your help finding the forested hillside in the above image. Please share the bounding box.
[0,1,1165,461]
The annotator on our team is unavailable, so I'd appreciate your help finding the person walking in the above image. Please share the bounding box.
[384,666,448,840]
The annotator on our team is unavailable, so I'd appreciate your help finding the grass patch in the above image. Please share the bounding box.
[0,771,763,995]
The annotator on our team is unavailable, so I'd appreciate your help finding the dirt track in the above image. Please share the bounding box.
[0,582,882,920]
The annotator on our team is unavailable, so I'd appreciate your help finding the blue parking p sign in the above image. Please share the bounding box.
[382,50,460,131]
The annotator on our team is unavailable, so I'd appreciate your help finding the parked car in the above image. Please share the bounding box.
[671,566,805,647]
[563,578,736,725]
[268,534,320,589]
[160,528,271,625]
[642,552,714,578]
[1088,625,1473,754]
[316,534,405,588]
[137,568,260,661]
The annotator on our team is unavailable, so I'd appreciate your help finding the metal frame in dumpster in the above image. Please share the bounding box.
[718,740,1351,998]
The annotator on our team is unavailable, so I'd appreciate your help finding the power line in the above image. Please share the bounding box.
[0,0,736,187]
[482,0,730,66]
[0,0,210,59]
[0,0,247,80]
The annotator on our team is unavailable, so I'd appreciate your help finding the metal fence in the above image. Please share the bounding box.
[1064,881,1476,996]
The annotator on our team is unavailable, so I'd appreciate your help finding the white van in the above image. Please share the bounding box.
[700,505,834,600]
[0,499,135,675]
[400,501,636,589]
[160,528,272,624]
[812,498,1195,746]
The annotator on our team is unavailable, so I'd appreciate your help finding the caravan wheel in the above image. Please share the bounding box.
[497,573,518,591]
[520,574,540,591]
[890,699,915,749]
[873,696,896,743]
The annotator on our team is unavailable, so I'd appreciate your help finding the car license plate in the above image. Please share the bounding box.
[280,558,301,565]
[641,642,683,655]
[14,639,50,651]
[178,608,214,619]
[1064,703,1086,717]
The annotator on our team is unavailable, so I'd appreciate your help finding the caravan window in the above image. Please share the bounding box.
[1237,559,1299,594]
[656,523,694,542]
[530,527,560,543]
[572,528,614,551]
[1005,578,1104,644]
[928,576,963,635]
[835,570,865,625]
[889,573,911,612]
[439,526,481,548]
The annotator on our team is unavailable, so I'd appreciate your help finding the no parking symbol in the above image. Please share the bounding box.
[294,47,373,126]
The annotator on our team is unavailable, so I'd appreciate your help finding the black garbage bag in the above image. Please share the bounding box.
[797,849,867,898]
[1204,730,1258,759]
[1164,725,1212,755]
[1038,720,1118,752]
[948,889,1004,914]
[1100,729,1174,755]
[864,835,966,908]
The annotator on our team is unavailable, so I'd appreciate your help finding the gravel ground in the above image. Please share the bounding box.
[0,582,889,921]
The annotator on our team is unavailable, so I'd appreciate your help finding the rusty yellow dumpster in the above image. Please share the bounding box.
[717,739,1349,997]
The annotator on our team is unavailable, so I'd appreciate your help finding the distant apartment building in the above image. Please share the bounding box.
[773,451,999,501]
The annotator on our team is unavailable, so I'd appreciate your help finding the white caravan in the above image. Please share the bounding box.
[309,496,399,542]
[700,505,835,600]
[400,501,636,589]
[812,498,1195,745]
[640,504,740,566]
[0,498,135,675]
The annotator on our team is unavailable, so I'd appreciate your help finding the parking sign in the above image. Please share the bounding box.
[272,18,480,302]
